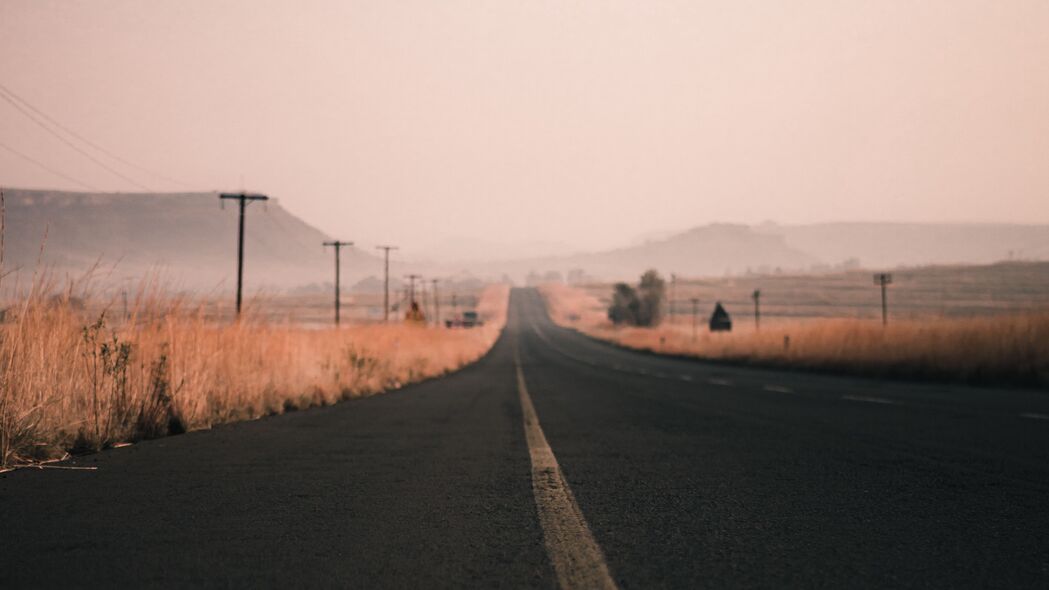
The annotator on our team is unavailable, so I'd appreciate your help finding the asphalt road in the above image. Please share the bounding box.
[3,288,1049,588]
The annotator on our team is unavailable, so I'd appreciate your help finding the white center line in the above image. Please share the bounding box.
[1020,412,1049,420]
[764,385,793,394]
[515,346,618,590]
[708,378,733,386]
[841,394,898,405]
[679,375,693,382]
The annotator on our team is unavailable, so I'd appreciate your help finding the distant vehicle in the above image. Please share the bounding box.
[445,310,484,328]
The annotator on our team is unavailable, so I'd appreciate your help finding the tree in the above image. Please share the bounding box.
[636,269,665,326]
[608,283,640,325]
[607,269,665,327]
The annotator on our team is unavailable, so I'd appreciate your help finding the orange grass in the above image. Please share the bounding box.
[0,280,509,467]
[540,283,1049,388]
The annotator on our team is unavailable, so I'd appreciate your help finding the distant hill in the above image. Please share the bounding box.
[758,222,1049,269]
[6,189,1047,288]
[475,224,819,281]
[1,189,382,291]
[478,221,1049,282]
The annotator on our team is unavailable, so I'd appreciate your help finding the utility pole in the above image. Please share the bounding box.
[690,298,700,342]
[405,274,422,305]
[873,273,893,326]
[375,245,398,322]
[219,192,268,317]
[752,289,761,330]
[419,279,428,319]
[669,273,677,326]
[431,278,440,327]
[323,240,353,326]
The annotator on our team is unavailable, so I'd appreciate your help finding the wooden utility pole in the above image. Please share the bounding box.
[375,245,398,322]
[419,279,428,317]
[873,273,893,326]
[431,278,440,326]
[405,274,422,305]
[323,240,353,326]
[752,289,761,330]
[669,273,677,326]
[690,298,700,342]
[219,192,268,317]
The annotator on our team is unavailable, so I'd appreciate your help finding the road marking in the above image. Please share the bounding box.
[1020,412,1049,420]
[514,347,618,590]
[841,394,897,405]
[708,378,733,386]
[679,374,693,382]
[764,385,793,394]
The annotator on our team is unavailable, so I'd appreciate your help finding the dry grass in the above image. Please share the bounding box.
[0,278,509,468]
[540,283,1049,388]
[572,261,1049,324]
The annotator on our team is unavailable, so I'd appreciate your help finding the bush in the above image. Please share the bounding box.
[608,283,640,325]
[608,270,665,327]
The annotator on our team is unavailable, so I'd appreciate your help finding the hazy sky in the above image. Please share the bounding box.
[2,1,1047,254]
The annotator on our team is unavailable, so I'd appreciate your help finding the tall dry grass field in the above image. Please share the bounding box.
[0,279,508,468]
[571,261,1049,324]
[541,283,1049,388]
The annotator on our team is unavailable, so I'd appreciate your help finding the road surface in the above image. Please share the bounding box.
[3,288,1049,588]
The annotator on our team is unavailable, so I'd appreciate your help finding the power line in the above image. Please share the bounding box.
[0,86,152,191]
[0,83,192,189]
[0,138,98,190]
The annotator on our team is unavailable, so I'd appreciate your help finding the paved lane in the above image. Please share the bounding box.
[514,289,1049,588]
[0,325,554,588]
[3,288,1048,588]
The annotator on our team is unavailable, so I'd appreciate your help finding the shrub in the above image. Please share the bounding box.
[607,270,665,327]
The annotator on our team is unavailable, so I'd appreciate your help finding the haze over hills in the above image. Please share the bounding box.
[418,237,578,263]
[472,221,1049,282]
[4,189,1049,290]
[477,224,821,281]
[2,189,385,291]
[756,222,1049,269]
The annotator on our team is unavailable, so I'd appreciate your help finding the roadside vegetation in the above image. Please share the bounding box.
[541,282,1049,388]
[607,270,665,327]
[0,277,508,468]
